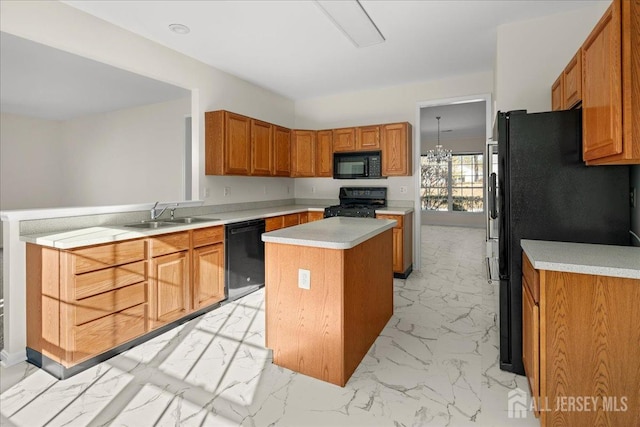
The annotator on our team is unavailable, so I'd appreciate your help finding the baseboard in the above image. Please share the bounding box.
[394,264,413,279]
[1,348,27,367]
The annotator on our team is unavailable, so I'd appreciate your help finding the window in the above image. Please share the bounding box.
[421,154,484,212]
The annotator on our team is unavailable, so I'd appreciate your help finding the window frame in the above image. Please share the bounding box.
[420,152,484,213]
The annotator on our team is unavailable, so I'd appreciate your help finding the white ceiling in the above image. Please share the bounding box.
[421,101,486,145]
[0,32,189,121]
[64,0,601,101]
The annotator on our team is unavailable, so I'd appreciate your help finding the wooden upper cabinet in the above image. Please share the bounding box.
[291,130,316,177]
[582,0,640,164]
[205,110,251,175]
[273,125,292,177]
[250,119,273,176]
[356,125,381,150]
[381,122,412,176]
[332,127,356,152]
[551,74,564,111]
[316,130,333,177]
[563,48,582,109]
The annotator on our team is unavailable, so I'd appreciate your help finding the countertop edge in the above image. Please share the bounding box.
[521,240,640,280]
[262,219,397,250]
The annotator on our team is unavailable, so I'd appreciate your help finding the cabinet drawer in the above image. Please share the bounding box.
[376,214,402,229]
[266,216,284,231]
[522,252,539,303]
[73,282,147,326]
[71,303,147,363]
[74,260,146,300]
[149,231,190,257]
[192,226,223,248]
[283,213,300,228]
[71,239,146,274]
[308,211,325,222]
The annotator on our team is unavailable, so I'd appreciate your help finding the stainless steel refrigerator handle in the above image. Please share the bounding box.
[485,257,493,284]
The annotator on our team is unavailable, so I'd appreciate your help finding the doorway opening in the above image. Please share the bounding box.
[412,94,492,270]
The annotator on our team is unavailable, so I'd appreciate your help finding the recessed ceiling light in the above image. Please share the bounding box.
[168,24,190,35]
[315,0,385,48]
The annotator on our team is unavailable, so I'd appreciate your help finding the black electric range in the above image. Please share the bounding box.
[324,187,387,218]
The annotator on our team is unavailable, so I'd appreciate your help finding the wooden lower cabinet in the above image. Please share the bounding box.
[307,211,324,222]
[150,251,190,326]
[26,225,226,376]
[193,244,225,309]
[522,252,640,426]
[375,212,413,277]
[266,212,305,231]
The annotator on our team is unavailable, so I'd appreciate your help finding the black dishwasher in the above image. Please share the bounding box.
[225,219,266,301]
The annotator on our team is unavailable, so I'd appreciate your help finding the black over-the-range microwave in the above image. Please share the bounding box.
[333,151,385,179]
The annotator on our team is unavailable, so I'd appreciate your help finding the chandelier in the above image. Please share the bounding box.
[426,116,452,163]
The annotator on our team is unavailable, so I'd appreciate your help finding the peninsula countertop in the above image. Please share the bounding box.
[262,217,397,250]
[521,239,640,280]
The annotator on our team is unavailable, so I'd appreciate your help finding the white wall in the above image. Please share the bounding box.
[60,97,190,206]
[495,1,610,113]
[0,113,63,209]
[1,99,190,209]
[293,71,494,201]
[0,0,296,208]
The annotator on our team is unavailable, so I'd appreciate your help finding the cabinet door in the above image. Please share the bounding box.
[563,49,582,109]
[522,281,540,416]
[381,123,411,176]
[582,3,623,161]
[273,125,291,176]
[551,74,564,111]
[316,130,333,177]
[283,213,300,228]
[332,128,356,152]
[224,112,252,175]
[193,244,225,309]
[250,119,273,176]
[150,251,190,326]
[291,130,316,177]
[266,216,284,231]
[299,212,309,224]
[357,125,381,150]
[391,228,403,273]
[307,211,325,222]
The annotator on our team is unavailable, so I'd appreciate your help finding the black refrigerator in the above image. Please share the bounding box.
[494,109,630,375]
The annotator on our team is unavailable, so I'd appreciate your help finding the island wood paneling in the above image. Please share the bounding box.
[343,230,392,380]
[26,244,62,363]
[265,229,393,386]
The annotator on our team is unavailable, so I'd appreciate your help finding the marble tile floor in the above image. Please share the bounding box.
[0,226,539,426]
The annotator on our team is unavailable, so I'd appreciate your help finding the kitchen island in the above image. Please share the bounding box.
[262,217,396,386]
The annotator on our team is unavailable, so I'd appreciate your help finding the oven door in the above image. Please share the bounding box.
[333,153,368,179]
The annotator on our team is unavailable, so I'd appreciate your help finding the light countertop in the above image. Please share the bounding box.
[22,205,322,249]
[262,217,397,250]
[521,240,640,280]
[20,204,412,250]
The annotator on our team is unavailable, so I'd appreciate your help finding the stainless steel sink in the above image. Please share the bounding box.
[166,217,218,224]
[124,221,175,229]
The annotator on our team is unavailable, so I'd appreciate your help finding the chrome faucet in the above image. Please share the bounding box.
[150,202,178,220]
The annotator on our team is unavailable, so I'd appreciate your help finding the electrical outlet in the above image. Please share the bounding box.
[203,187,210,198]
[224,187,230,197]
[311,186,316,194]
[287,185,291,194]
[400,186,408,194]
[263,185,268,195]
[631,187,637,208]
[298,269,311,290]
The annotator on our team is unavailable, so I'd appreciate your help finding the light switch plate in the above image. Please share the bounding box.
[298,269,311,290]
